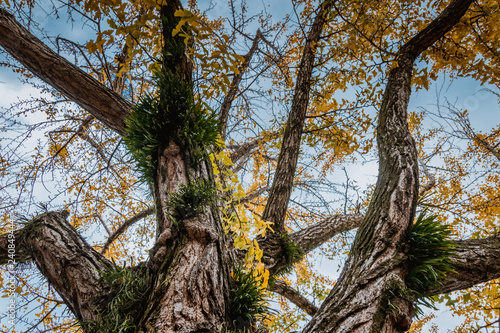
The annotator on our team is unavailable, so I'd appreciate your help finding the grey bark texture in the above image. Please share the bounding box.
[2,0,500,332]
[0,8,131,135]
[0,211,113,322]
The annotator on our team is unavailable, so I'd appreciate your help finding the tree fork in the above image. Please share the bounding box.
[302,0,474,332]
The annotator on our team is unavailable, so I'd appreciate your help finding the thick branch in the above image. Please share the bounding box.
[270,280,318,316]
[0,211,112,321]
[261,212,500,297]
[101,206,155,254]
[219,30,262,138]
[260,213,363,275]
[258,209,500,299]
[262,0,333,232]
[289,213,363,254]
[0,8,131,135]
[438,234,500,294]
[303,0,474,331]
[401,0,474,59]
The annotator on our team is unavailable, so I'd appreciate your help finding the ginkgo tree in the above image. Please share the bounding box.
[0,0,500,332]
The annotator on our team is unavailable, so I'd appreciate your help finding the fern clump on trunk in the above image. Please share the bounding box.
[407,211,457,315]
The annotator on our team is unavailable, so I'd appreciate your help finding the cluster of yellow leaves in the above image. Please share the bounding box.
[76,0,167,73]
[422,1,500,87]
[408,313,436,333]
[210,149,273,288]
[445,282,500,333]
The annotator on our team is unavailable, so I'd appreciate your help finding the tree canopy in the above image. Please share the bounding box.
[0,0,500,332]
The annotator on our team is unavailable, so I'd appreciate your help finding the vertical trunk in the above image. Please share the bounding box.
[133,3,234,331]
[302,1,474,330]
[140,148,233,332]
[303,57,419,333]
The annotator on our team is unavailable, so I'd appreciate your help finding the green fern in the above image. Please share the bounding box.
[124,68,219,184]
[82,262,149,333]
[407,211,457,315]
[167,179,215,221]
[230,265,274,331]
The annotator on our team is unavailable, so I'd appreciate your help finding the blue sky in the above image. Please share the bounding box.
[1,1,500,332]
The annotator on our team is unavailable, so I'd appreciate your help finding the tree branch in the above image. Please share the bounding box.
[101,206,155,254]
[303,1,474,330]
[260,211,500,297]
[269,280,318,316]
[438,234,500,294]
[227,132,279,173]
[400,0,474,60]
[219,30,262,138]
[289,213,363,255]
[260,213,363,275]
[0,8,131,135]
[262,0,333,233]
[240,186,270,204]
[0,211,112,321]
[0,228,31,265]
[228,137,263,164]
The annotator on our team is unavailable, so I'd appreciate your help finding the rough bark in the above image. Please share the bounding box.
[269,233,500,319]
[137,135,234,332]
[131,3,234,331]
[439,234,500,294]
[302,55,419,333]
[3,210,499,325]
[0,8,131,135]
[254,210,500,295]
[261,0,333,233]
[0,211,112,322]
[289,213,363,255]
[302,1,473,332]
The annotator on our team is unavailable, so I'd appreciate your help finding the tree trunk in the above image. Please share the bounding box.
[303,1,474,332]
[3,0,498,333]
[131,2,234,331]
[302,55,419,333]
[140,142,233,332]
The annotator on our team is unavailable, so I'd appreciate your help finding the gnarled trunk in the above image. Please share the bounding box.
[141,142,233,332]
[3,0,498,333]
[302,55,419,333]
